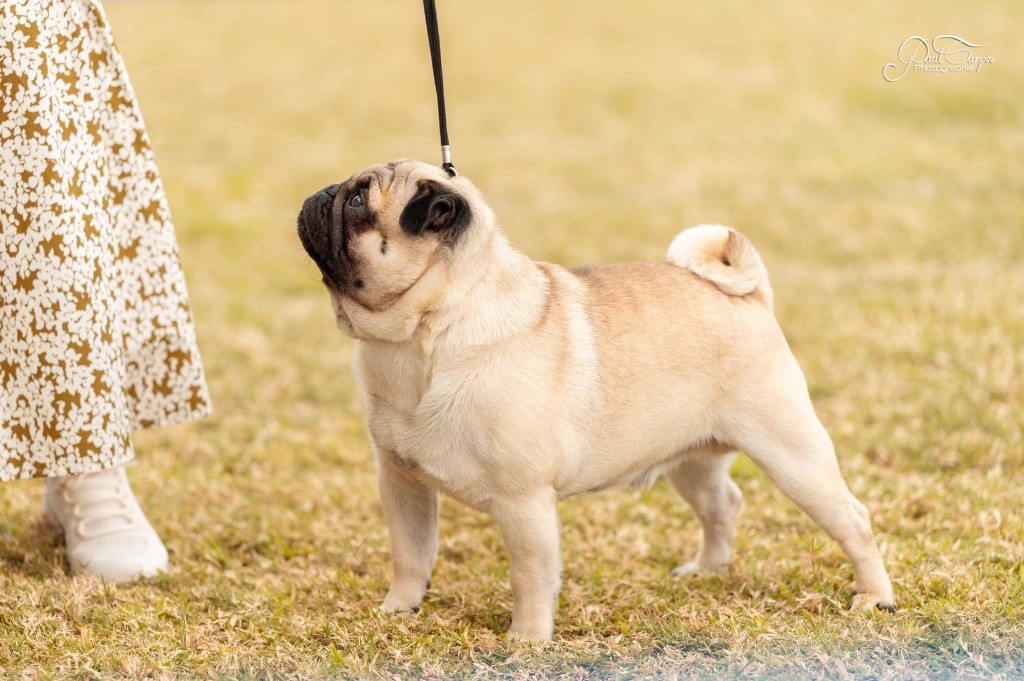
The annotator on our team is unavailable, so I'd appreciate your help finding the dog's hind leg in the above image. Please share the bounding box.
[728,363,895,612]
[666,451,742,577]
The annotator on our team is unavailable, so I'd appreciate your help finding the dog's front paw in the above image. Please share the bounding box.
[380,584,425,616]
[850,592,896,613]
[507,621,553,643]
[671,560,728,578]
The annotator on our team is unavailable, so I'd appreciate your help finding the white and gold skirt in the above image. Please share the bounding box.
[0,0,210,480]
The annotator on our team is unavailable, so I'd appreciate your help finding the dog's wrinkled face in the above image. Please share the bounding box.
[297,159,472,314]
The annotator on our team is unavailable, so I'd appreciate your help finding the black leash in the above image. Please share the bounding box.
[422,0,457,177]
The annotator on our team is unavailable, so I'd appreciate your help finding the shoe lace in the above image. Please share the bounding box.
[61,470,139,539]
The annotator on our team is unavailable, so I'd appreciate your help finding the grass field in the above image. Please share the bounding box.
[2,0,1023,677]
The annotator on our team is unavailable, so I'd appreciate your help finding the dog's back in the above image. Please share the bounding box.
[553,235,783,495]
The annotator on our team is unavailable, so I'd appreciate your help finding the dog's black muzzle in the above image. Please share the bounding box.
[297,183,347,286]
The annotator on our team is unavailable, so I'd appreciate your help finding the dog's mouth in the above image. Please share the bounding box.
[297,184,349,288]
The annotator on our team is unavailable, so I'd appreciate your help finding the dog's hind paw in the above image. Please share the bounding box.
[850,593,896,613]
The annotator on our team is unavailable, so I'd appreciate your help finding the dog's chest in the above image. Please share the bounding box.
[357,344,494,505]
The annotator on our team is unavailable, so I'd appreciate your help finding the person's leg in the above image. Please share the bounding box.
[1,1,208,581]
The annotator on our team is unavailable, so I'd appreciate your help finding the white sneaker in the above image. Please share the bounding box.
[43,466,169,583]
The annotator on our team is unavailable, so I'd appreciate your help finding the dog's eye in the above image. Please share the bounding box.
[347,191,364,209]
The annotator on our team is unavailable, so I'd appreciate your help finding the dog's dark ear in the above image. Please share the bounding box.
[399,180,470,244]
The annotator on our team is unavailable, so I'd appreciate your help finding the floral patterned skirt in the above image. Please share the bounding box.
[0,0,210,480]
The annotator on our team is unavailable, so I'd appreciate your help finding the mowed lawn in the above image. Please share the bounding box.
[2,0,1023,677]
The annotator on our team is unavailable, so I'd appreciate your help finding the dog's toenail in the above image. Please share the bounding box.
[411,605,421,614]
[877,603,896,613]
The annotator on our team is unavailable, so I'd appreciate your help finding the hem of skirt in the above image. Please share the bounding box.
[0,449,136,483]
[130,401,213,432]
[1,403,212,482]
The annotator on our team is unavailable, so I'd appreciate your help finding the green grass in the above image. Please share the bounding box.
[2,0,1023,677]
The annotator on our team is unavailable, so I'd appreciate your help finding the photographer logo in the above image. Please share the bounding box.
[883,35,994,82]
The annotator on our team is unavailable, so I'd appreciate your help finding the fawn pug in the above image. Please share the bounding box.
[297,159,894,641]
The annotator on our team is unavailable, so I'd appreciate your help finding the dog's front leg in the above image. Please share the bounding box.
[493,491,561,642]
[376,450,438,615]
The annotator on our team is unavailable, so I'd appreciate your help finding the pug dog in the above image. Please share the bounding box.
[297,159,895,642]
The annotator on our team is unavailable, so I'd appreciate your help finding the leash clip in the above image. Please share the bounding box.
[441,145,457,177]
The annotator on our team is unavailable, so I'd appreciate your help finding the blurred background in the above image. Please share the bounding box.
[2,0,1022,676]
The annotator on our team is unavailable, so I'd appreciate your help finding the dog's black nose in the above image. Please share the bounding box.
[298,186,345,285]
[299,190,334,232]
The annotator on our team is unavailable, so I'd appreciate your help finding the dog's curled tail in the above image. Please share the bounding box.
[666,224,773,309]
